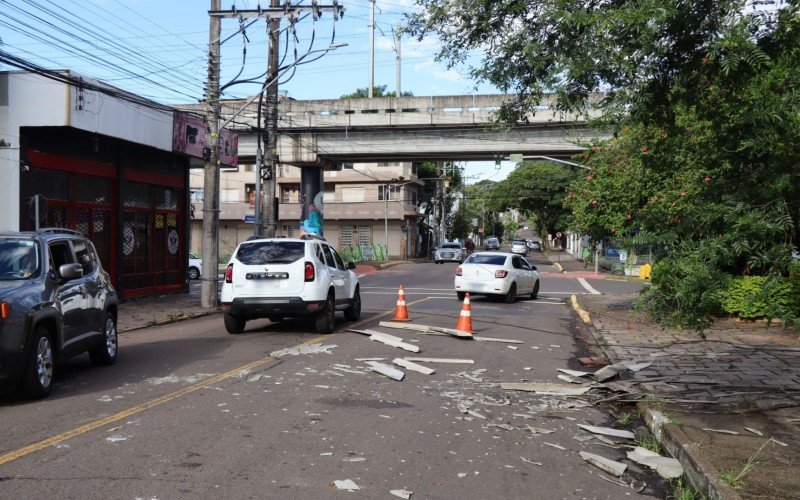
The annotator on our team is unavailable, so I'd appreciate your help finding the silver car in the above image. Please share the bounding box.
[509,239,528,255]
[435,242,465,264]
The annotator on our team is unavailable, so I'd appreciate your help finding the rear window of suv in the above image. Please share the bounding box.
[236,241,305,265]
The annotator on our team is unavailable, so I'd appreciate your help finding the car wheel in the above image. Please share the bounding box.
[268,316,284,323]
[456,291,466,301]
[344,288,361,321]
[20,326,54,399]
[504,283,517,304]
[224,312,246,334]
[531,280,540,300]
[90,312,118,366]
[188,266,200,280]
[315,293,335,334]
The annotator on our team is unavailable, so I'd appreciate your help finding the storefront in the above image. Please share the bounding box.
[2,70,237,299]
[18,127,189,298]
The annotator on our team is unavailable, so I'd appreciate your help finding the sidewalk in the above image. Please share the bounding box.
[116,261,406,333]
[574,293,800,499]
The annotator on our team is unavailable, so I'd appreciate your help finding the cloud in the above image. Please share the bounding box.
[412,60,464,83]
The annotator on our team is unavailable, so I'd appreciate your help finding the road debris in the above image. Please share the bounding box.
[579,451,627,477]
[702,428,740,435]
[578,356,609,367]
[507,346,519,350]
[457,473,468,478]
[520,457,543,466]
[473,337,524,344]
[626,446,684,478]
[501,382,592,395]
[577,424,635,440]
[523,426,554,435]
[390,489,413,499]
[367,361,405,381]
[405,357,474,364]
[393,358,435,375]
[334,479,360,491]
[543,442,566,450]
[352,329,422,353]
[558,368,593,378]
[320,452,334,456]
[744,427,763,436]
[270,344,337,357]
[488,423,514,431]
[355,357,386,361]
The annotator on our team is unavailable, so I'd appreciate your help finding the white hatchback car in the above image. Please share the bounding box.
[220,237,360,334]
[188,252,202,280]
[454,252,539,303]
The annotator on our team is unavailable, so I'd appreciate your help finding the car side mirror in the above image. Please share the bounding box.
[347,261,356,270]
[58,263,83,281]
[531,265,537,271]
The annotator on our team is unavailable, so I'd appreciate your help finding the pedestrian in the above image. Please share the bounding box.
[582,246,592,268]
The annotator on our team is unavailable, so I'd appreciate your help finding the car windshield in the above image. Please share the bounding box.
[189,253,199,259]
[442,243,461,249]
[512,240,526,244]
[236,241,305,265]
[0,238,39,280]
[465,254,507,266]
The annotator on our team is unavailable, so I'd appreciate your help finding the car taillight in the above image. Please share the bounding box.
[455,267,462,276]
[225,264,233,283]
[495,270,508,278]
[0,302,8,319]
[304,261,315,282]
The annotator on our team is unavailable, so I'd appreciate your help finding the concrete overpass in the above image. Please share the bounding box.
[225,93,609,164]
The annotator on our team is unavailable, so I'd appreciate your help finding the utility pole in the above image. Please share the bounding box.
[263,0,281,238]
[395,23,401,96]
[203,1,344,308]
[201,0,222,309]
[368,0,375,98]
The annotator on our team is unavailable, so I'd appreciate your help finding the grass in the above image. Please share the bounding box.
[616,411,633,426]
[670,477,700,500]
[720,438,774,491]
[637,433,663,455]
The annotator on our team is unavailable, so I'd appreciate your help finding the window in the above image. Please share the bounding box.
[340,226,354,246]
[466,254,506,265]
[331,248,346,270]
[512,256,522,269]
[342,163,354,169]
[243,164,255,172]
[245,184,256,206]
[190,188,204,203]
[49,241,74,269]
[236,241,305,265]
[315,244,326,265]
[341,187,364,202]
[221,188,239,203]
[281,184,300,203]
[321,244,336,269]
[341,225,371,245]
[377,162,400,167]
[72,240,97,275]
[378,185,396,202]
[357,225,371,244]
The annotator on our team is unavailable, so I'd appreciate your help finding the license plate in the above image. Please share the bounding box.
[246,272,289,280]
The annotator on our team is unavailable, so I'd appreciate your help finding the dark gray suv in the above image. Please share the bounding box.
[0,228,118,398]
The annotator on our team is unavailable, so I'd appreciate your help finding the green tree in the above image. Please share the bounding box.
[340,85,413,98]
[492,162,576,246]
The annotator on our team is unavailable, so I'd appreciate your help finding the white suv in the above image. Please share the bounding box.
[220,237,361,334]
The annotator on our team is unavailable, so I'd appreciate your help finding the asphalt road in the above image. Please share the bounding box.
[0,257,666,499]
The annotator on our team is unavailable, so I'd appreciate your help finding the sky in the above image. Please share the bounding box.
[0,0,514,182]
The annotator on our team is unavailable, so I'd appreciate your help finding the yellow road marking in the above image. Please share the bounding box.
[0,296,432,467]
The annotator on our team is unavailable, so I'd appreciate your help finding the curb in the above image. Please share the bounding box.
[639,407,741,500]
[570,294,733,500]
[119,309,221,334]
[377,260,414,270]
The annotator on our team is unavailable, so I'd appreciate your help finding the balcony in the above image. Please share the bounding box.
[278,201,419,221]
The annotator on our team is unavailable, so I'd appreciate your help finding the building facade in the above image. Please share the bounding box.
[189,161,422,259]
[1,71,228,298]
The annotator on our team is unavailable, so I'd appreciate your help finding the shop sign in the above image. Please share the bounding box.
[172,112,238,167]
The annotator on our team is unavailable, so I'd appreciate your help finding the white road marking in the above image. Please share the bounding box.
[361,286,455,292]
[577,278,601,295]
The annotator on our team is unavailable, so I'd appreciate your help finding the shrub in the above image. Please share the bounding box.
[722,265,800,325]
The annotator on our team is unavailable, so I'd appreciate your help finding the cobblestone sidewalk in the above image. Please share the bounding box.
[577,293,800,499]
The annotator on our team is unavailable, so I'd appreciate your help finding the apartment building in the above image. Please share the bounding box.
[189,161,422,259]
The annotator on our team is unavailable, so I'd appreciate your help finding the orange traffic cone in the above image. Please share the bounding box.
[392,285,411,321]
[454,293,474,334]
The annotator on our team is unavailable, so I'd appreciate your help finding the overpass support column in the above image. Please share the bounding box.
[300,165,324,236]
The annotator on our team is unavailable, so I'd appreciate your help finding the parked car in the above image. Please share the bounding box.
[485,237,500,251]
[454,252,539,303]
[509,238,528,255]
[434,242,466,264]
[188,252,202,280]
[220,236,360,335]
[0,228,118,398]
[527,239,541,251]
